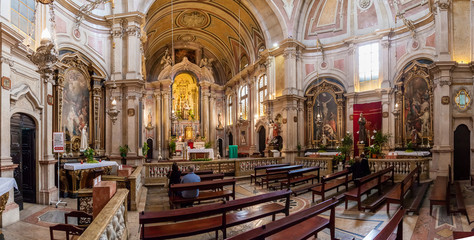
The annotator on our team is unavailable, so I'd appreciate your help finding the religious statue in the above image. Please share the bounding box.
[160,49,172,69]
[268,120,274,141]
[217,113,223,129]
[80,124,88,152]
[358,113,367,144]
[321,134,327,146]
[411,126,420,145]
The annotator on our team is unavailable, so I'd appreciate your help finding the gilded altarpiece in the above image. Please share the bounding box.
[305,79,345,148]
[54,53,105,154]
[171,73,200,139]
[395,61,433,147]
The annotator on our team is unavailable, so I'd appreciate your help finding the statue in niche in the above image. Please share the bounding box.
[358,113,367,144]
[217,113,223,129]
[199,57,215,82]
[160,49,172,69]
[80,124,88,152]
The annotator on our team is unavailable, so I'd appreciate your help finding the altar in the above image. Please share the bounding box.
[61,161,118,198]
[187,148,214,160]
[0,178,18,228]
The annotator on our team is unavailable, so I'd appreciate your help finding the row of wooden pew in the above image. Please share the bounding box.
[140,190,407,240]
[429,164,466,216]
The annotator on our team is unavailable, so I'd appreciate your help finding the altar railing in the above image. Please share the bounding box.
[79,189,128,240]
[294,157,333,176]
[102,166,143,211]
[143,157,284,186]
[368,158,431,181]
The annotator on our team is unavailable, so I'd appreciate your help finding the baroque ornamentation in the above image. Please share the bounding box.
[177,10,209,28]
[358,0,372,10]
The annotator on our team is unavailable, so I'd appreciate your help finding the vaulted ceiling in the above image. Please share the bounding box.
[144,0,269,84]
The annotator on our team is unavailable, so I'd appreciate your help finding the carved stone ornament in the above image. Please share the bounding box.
[177,10,209,28]
[282,118,287,124]
[358,0,372,10]
[382,112,389,118]
[454,89,471,111]
[441,96,450,105]
[36,0,54,3]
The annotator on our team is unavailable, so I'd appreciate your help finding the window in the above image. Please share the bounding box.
[258,74,268,117]
[358,42,379,82]
[240,85,248,120]
[11,0,36,40]
[228,95,233,125]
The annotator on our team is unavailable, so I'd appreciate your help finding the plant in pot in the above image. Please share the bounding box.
[119,145,129,165]
[84,148,98,163]
[365,144,381,158]
[169,140,176,158]
[340,133,353,161]
[204,141,212,149]
[405,141,415,152]
[142,142,150,162]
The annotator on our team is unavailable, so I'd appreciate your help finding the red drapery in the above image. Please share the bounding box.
[353,102,382,156]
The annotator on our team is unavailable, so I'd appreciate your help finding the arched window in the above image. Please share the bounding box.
[240,85,248,120]
[227,95,233,125]
[11,0,36,40]
[258,74,268,117]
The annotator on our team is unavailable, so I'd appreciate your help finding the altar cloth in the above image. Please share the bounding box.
[64,161,119,171]
[187,148,214,160]
[0,178,18,196]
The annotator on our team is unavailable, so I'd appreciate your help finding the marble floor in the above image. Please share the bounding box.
[2,179,474,240]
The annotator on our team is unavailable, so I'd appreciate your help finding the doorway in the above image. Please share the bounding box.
[228,132,233,146]
[218,138,223,157]
[146,139,153,161]
[11,113,37,208]
[258,127,266,154]
[454,124,470,180]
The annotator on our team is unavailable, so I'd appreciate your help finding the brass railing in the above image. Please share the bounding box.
[79,189,129,240]
[143,157,284,186]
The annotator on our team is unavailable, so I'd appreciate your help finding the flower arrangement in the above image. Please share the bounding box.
[142,142,150,158]
[83,148,98,163]
[119,145,129,158]
[333,153,345,163]
[204,141,212,149]
[405,141,414,152]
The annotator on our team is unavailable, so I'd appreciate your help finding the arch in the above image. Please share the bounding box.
[10,84,43,111]
[393,54,435,82]
[57,46,107,79]
[303,72,348,93]
[157,57,215,83]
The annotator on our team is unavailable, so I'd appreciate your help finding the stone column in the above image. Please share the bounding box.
[111,21,124,81]
[248,79,257,154]
[107,84,123,157]
[209,89,217,148]
[306,104,313,148]
[125,18,143,80]
[381,40,391,89]
[266,56,276,98]
[154,91,162,160]
[283,47,297,95]
[92,78,103,151]
[161,81,171,158]
[123,86,140,156]
[201,82,210,139]
[429,62,456,177]
[435,0,452,61]
[297,99,305,153]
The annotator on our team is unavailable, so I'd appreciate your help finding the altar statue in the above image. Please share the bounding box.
[358,113,367,144]
[160,49,172,69]
[217,113,223,129]
[268,120,274,141]
[80,124,88,152]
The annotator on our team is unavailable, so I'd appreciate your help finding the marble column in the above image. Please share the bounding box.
[38,76,57,205]
[125,19,143,80]
[92,78,103,151]
[429,62,456,178]
[107,83,123,157]
[283,47,297,95]
[297,99,305,152]
[111,21,124,81]
[435,0,452,61]
[161,81,171,158]
[201,83,210,139]
[154,91,162,160]
[209,89,217,148]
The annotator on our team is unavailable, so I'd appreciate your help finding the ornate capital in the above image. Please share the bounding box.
[436,0,451,10]
[283,47,297,59]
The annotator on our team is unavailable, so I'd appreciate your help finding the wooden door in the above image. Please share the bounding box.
[146,139,153,160]
[454,124,470,180]
[11,113,36,206]
[258,127,266,154]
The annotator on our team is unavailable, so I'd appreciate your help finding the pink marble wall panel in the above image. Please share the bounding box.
[396,45,406,61]
[425,33,435,48]
[305,64,315,76]
[87,36,103,56]
[388,0,429,19]
[357,4,377,29]
[334,59,345,72]
[55,16,67,34]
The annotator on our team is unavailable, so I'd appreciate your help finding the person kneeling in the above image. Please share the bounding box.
[180,166,201,207]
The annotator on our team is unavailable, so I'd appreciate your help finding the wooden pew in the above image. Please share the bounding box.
[344,166,394,211]
[311,169,351,202]
[280,166,320,190]
[263,165,303,188]
[169,178,236,209]
[140,190,291,239]
[189,173,224,182]
[453,181,467,215]
[453,230,474,239]
[362,207,405,240]
[429,176,449,216]
[227,198,340,240]
[251,164,290,184]
[385,166,420,214]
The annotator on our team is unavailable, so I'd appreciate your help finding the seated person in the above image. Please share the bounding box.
[181,166,201,199]
[167,162,181,186]
[352,155,371,179]
[360,153,371,177]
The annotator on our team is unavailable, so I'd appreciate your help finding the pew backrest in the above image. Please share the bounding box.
[169,178,236,192]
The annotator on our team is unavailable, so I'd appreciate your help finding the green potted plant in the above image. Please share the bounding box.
[142,142,150,161]
[169,140,176,157]
[119,145,129,165]
[339,133,353,161]
[365,144,381,158]
[84,148,98,163]
[405,141,414,152]
[318,144,327,152]
[204,141,212,149]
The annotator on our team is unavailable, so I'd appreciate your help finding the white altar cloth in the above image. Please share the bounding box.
[305,152,338,156]
[0,178,18,196]
[392,151,431,157]
[64,161,119,171]
[187,148,214,160]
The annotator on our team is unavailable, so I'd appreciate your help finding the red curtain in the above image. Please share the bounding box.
[353,102,382,156]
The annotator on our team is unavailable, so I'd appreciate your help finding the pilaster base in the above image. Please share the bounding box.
[39,187,58,205]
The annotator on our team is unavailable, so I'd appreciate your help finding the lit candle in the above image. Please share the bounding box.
[112,98,117,106]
